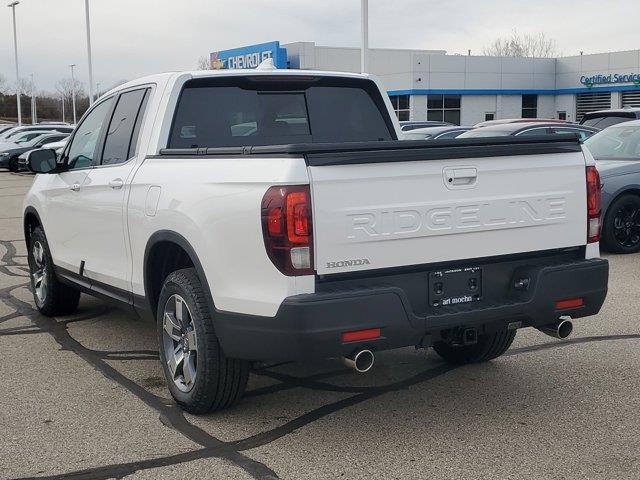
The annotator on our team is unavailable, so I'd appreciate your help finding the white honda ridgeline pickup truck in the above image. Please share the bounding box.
[23,67,608,413]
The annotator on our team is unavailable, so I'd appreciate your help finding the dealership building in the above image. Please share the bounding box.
[210,41,640,125]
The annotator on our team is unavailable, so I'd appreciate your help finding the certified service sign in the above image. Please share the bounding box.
[581,73,640,88]
[210,41,288,70]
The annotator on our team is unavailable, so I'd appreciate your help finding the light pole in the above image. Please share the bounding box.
[8,1,21,126]
[84,0,95,104]
[30,73,36,124]
[96,82,101,99]
[70,64,77,124]
[61,94,65,123]
[360,0,369,73]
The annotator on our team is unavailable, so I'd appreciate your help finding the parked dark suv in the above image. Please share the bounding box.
[580,108,640,128]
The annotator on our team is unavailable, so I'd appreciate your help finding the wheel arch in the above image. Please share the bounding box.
[23,206,43,249]
[143,230,216,320]
[603,187,640,222]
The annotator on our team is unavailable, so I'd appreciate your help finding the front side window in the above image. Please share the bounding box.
[168,77,393,148]
[65,97,115,170]
[522,94,538,118]
[389,95,410,121]
[101,88,149,166]
[427,94,461,125]
[515,127,551,137]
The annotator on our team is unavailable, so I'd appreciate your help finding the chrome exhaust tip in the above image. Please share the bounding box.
[342,349,375,373]
[536,319,573,339]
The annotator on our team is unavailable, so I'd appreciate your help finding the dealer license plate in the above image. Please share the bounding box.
[428,267,482,307]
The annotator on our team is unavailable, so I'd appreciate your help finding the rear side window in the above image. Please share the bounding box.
[168,77,394,148]
[552,127,594,141]
[436,130,465,139]
[35,135,65,147]
[101,88,149,166]
[582,116,632,128]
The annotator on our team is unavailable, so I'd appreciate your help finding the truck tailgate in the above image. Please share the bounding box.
[309,142,587,275]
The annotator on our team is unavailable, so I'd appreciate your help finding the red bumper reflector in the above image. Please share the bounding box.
[342,328,381,343]
[555,298,584,310]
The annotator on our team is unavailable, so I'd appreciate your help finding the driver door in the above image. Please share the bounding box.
[43,97,115,274]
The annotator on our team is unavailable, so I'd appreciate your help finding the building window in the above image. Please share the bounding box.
[427,94,461,125]
[389,95,410,121]
[485,112,495,121]
[557,111,567,121]
[522,94,538,118]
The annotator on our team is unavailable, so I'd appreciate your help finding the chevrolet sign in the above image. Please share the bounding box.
[209,41,288,70]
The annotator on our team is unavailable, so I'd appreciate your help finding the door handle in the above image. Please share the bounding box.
[452,168,477,181]
[70,183,81,192]
[109,178,124,190]
[443,167,478,188]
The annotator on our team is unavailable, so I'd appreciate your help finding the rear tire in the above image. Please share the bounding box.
[157,268,249,413]
[601,194,640,254]
[433,329,516,365]
[28,227,80,316]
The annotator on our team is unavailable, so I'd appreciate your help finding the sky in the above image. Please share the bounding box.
[0,0,638,94]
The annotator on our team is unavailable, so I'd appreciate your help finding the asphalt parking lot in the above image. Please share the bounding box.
[1,172,640,480]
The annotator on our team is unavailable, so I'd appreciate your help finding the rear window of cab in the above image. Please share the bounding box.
[168,76,395,148]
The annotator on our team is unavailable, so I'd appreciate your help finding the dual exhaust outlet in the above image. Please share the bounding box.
[341,319,572,374]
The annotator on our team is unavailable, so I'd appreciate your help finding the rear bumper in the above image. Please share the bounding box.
[215,257,608,361]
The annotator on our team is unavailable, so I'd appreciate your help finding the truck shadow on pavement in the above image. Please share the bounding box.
[1,237,638,480]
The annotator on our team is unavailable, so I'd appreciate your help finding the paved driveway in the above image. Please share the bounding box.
[1,172,639,480]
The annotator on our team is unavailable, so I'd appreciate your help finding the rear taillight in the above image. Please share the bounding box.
[261,185,314,276]
[586,166,602,243]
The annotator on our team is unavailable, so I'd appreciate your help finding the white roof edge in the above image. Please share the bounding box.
[188,68,370,79]
[102,69,372,98]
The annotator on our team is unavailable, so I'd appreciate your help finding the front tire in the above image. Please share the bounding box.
[8,157,19,173]
[601,194,640,254]
[157,268,249,413]
[28,227,80,316]
[433,329,516,365]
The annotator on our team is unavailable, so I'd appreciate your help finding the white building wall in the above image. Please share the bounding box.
[537,95,556,119]
[554,95,576,122]
[282,42,640,122]
[611,91,622,109]
[460,95,497,125]
[497,95,521,119]
[410,95,427,121]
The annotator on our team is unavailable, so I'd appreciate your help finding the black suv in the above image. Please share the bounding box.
[580,108,640,128]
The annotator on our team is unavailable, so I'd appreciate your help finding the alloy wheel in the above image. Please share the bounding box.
[31,241,48,306]
[162,294,198,392]
[613,204,640,248]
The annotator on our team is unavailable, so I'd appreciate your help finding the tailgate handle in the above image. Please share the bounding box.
[444,167,477,187]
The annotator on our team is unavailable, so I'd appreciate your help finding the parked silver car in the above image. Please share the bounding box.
[583,120,640,253]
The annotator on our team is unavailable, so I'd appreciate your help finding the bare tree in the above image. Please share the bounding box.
[18,77,34,96]
[55,77,85,102]
[482,31,558,58]
[197,55,212,70]
[0,74,7,94]
[55,78,87,122]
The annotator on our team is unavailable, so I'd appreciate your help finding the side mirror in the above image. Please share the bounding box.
[26,149,58,174]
